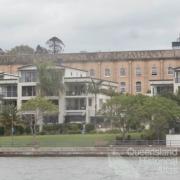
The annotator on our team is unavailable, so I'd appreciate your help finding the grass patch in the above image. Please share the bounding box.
[0,134,117,147]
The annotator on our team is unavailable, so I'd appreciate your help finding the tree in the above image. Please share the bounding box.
[88,79,104,116]
[46,36,65,54]
[8,45,34,55]
[21,62,64,132]
[142,96,180,140]
[101,85,119,98]
[21,96,58,134]
[100,95,143,139]
[0,104,23,135]
[36,62,64,96]
[35,45,48,54]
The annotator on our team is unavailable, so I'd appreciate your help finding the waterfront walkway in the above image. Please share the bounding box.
[0,146,179,157]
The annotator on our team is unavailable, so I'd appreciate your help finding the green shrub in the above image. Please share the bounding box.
[14,126,25,135]
[42,123,82,134]
[64,123,82,134]
[105,129,121,134]
[85,124,95,133]
[141,129,166,140]
[0,127,4,136]
[24,127,31,134]
[43,124,63,134]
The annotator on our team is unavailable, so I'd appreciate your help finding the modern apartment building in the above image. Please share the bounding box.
[1,49,180,95]
[0,64,117,125]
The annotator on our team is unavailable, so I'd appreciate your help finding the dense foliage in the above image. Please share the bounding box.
[101,94,180,140]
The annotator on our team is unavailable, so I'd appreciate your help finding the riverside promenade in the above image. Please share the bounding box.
[0,146,179,157]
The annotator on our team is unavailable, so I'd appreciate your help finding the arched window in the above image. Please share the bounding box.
[136,66,141,76]
[89,69,95,77]
[136,81,141,93]
[168,66,173,75]
[120,82,126,93]
[105,68,111,77]
[120,67,126,76]
[152,65,157,76]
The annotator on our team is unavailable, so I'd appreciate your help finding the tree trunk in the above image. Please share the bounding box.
[95,93,97,116]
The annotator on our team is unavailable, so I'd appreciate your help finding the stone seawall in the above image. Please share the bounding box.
[0,146,179,157]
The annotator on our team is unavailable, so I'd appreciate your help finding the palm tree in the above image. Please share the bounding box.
[88,78,104,116]
[22,61,64,133]
[36,62,64,97]
[101,85,118,98]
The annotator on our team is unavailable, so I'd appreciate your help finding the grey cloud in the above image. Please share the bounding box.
[0,0,180,52]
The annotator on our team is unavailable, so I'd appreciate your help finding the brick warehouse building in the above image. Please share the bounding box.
[1,49,180,94]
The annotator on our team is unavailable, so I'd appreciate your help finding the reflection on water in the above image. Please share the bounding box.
[0,157,180,180]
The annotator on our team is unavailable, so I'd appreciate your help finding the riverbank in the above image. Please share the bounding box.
[0,146,179,157]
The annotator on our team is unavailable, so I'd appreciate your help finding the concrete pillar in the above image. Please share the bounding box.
[85,97,89,124]
[17,83,22,110]
[128,61,132,94]
[58,93,65,124]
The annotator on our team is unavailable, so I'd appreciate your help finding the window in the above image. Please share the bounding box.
[136,66,141,76]
[22,86,36,96]
[152,65,157,76]
[89,69,95,77]
[0,85,17,97]
[88,98,92,106]
[105,68,111,77]
[168,66,173,75]
[0,74,4,79]
[120,67,126,76]
[120,82,126,93]
[136,81,141,93]
[21,71,37,82]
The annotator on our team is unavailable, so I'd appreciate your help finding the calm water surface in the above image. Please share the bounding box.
[0,157,180,180]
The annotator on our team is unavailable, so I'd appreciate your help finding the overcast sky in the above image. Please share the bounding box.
[0,0,180,53]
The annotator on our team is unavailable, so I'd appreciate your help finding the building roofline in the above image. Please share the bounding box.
[56,64,88,72]
[0,72,19,77]
[18,64,88,72]
[64,76,118,84]
[1,49,180,65]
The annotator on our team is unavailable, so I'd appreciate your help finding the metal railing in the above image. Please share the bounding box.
[175,78,180,83]
[66,106,86,110]
[0,91,17,97]
[112,140,166,146]
[66,91,86,96]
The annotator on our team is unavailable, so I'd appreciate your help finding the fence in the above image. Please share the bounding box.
[112,140,166,146]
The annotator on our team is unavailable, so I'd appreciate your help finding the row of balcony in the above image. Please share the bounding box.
[175,78,180,83]
[0,91,17,97]
[66,91,86,96]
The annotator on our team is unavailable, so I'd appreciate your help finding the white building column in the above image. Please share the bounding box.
[85,97,89,124]
[17,83,22,110]
[58,94,65,124]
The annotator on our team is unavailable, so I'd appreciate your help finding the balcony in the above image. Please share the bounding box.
[0,85,17,97]
[66,98,86,110]
[66,106,86,110]
[0,90,17,97]
[175,78,180,83]
[66,91,86,96]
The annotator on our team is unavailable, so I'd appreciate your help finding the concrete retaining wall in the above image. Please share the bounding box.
[0,146,179,157]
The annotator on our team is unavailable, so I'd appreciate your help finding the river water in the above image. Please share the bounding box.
[0,157,180,180]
